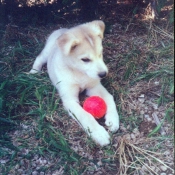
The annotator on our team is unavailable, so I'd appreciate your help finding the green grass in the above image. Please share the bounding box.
[0,72,85,174]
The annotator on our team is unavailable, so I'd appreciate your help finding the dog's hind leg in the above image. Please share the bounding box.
[29,53,48,74]
[30,28,67,74]
[29,39,54,74]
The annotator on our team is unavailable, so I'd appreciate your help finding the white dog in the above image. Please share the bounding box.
[30,20,119,146]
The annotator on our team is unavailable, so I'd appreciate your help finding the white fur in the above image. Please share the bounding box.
[30,21,119,146]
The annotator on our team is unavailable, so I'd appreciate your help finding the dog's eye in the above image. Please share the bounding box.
[81,58,91,62]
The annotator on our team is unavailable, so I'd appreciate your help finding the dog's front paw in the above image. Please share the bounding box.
[105,114,119,133]
[29,69,39,74]
[88,125,110,146]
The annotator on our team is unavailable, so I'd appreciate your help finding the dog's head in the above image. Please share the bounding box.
[57,20,108,80]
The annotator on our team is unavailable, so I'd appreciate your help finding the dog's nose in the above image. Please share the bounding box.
[98,72,107,78]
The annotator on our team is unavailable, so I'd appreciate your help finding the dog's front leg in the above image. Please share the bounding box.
[87,84,119,133]
[60,89,110,146]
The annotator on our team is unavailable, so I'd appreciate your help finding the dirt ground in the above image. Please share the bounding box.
[0,1,174,175]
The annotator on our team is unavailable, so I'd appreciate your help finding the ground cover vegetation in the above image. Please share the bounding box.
[0,0,174,174]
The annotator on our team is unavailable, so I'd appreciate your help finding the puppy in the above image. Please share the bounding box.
[30,20,119,146]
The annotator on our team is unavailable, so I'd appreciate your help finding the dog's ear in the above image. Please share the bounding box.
[89,20,105,39]
[57,33,79,55]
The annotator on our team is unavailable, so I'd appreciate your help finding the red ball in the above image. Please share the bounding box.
[83,96,107,119]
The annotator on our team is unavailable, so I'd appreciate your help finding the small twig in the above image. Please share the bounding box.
[153,24,174,39]
[0,61,8,65]
[127,146,140,175]
[151,27,174,40]
[149,91,161,97]
[135,156,159,175]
